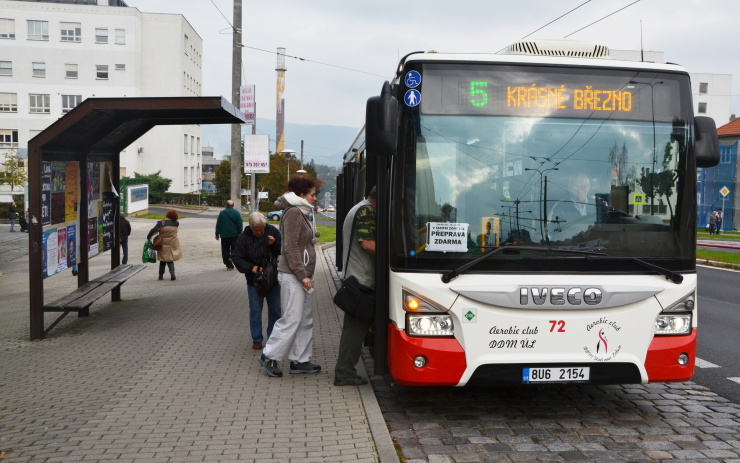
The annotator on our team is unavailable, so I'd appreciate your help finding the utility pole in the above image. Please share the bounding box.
[300,140,304,170]
[230,0,243,210]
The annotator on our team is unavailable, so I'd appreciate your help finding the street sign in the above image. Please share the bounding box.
[632,193,645,205]
[258,192,268,199]
[720,186,730,197]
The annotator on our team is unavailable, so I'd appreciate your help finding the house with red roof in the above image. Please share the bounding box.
[699,118,740,231]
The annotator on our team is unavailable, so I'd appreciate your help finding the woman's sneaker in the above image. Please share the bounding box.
[258,354,283,377]
[289,361,321,374]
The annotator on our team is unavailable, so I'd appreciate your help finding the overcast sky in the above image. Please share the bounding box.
[126,0,740,159]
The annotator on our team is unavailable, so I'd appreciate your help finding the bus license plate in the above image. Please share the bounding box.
[523,367,590,383]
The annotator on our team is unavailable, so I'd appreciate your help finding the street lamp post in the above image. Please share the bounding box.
[280,148,296,185]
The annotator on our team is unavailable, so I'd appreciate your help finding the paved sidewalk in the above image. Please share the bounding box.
[0,216,398,462]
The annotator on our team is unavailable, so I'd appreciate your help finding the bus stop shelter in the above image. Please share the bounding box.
[27,97,246,340]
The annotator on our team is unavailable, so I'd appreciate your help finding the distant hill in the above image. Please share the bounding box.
[202,118,360,168]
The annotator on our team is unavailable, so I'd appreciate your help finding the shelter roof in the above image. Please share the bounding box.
[30,97,245,157]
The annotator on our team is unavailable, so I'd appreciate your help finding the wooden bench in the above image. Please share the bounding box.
[43,264,146,335]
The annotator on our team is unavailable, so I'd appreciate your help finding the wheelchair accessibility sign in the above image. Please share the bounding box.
[404,70,421,88]
[404,89,421,107]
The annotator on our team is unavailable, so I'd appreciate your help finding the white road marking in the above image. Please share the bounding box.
[695,357,721,368]
[728,377,740,385]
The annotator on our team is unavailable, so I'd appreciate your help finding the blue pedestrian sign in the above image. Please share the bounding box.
[404,70,421,88]
[404,89,421,107]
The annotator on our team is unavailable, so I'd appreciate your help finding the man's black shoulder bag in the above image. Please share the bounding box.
[333,206,375,322]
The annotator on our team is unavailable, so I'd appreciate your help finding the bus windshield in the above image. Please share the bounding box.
[391,64,695,274]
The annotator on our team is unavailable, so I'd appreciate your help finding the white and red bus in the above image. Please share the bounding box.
[336,40,720,386]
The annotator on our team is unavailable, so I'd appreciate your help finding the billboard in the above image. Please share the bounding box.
[244,135,270,174]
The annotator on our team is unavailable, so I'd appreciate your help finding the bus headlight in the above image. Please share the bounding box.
[407,314,454,337]
[654,313,692,335]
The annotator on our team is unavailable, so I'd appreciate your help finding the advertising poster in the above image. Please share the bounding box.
[41,162,52,226]
[87,162,95,217]
[51,193,65,225]
[66,225,76,268]
[51,161,66,193]
[57,227,68,272]
[101,193,115,252]
[65,162,78,222]
[43,228,59,277]
[88,217,98,257]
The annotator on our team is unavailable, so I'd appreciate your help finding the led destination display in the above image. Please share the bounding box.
[419,64,683,122]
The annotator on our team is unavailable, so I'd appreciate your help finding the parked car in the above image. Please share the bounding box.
[326,206,335,212]
[267,210,282,221]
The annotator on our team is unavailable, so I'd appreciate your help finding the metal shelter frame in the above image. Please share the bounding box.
[28,97,246,340]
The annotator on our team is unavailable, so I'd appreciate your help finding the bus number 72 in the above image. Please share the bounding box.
[549,320,566,332]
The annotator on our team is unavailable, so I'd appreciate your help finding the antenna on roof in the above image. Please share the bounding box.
[640,20,644,62]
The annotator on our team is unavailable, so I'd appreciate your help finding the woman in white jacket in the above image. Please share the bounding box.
[259,177,320,378]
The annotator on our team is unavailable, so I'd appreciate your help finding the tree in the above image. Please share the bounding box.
[256,153,323,208]
[0,153,28,191]
[213,159,249,203]
[122,171,172,204]
[731,114,737,122]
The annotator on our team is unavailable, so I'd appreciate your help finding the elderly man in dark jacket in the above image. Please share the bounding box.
[232,212,282,350]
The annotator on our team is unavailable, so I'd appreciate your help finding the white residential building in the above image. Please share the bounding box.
[611,49,732,126]
[0,0,204,195]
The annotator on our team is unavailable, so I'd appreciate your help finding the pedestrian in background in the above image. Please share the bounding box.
[334,187,377,386]
[259,177,321,378]
[8,201,17,232]
[709,211,717,235]
[215,199,242,270]
[147,209,181,281]
[716,208,723,235]
[232,212,282,351]
[119,212,131,264]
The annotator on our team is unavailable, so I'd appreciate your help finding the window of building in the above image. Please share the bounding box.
[191,166,194,185]
[115,63,125,71]
[698,102,707,114]
[29,94,50,114]
[95,27,108,43]
[60,22,81,42]
[96,64,108,79]
[32,61,45,78]
[0,93,17,112]
[65,63,78,79]
[61,94,82,114]
[184,134,188,154]
[0,129,18,148]
[0,18,15,39]
[191,135,195,154]
[0,60,12,76]
[196,137,201,155]
[115,28,125,44]
[184,34,189,55]
[184,167,188,186]
[27,20,48,40]
[699,82,708,94]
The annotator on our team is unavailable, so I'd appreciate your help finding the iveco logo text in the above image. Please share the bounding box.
[519,287,603,306]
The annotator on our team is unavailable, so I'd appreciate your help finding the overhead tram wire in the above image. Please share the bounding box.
[563,0,642,38]
[236,44,388,79]
[495,0,593,53]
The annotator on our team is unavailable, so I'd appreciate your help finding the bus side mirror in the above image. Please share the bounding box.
[366,81,398,158]
[694,116,720,168]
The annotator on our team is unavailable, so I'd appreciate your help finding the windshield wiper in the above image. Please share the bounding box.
[441,246,605,283]
[585,256,684,284]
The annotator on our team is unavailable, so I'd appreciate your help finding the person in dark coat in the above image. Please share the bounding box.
[232,212,282,350]
[8,201,17,232]
[215,199,243,270]
[146,209,182,280]
[119,212,132,264]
